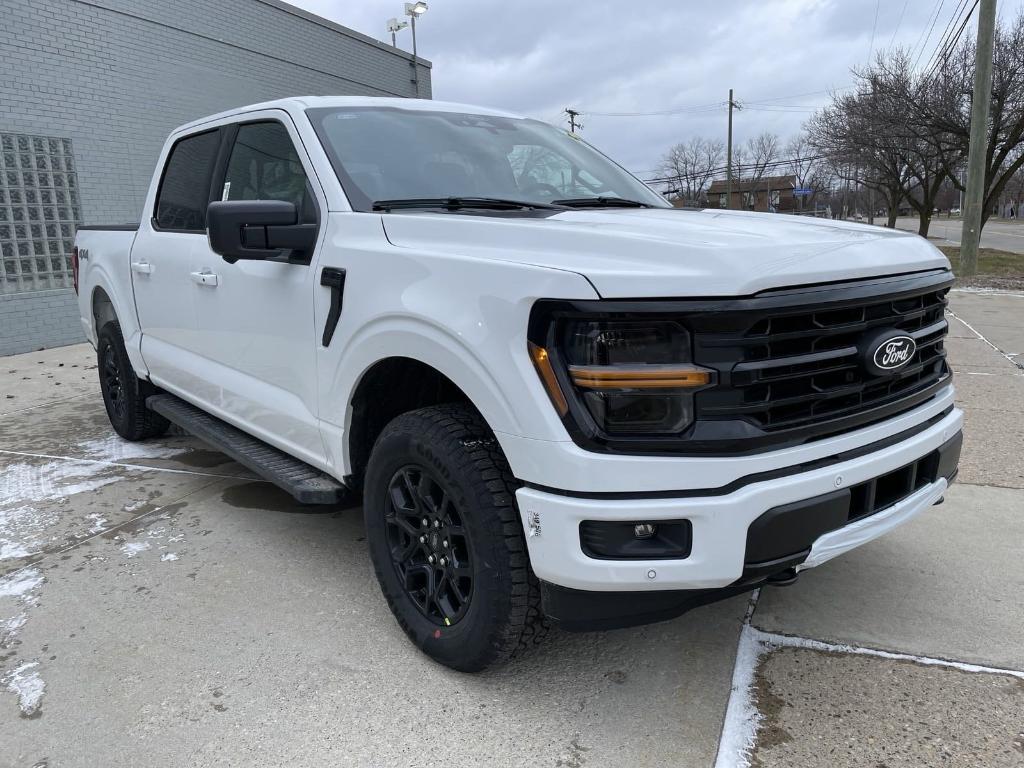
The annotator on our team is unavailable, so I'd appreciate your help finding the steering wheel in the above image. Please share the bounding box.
[519,182,562,198]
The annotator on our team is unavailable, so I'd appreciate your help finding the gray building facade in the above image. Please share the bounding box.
[0,0,430,355]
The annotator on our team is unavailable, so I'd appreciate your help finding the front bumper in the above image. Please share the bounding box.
[516,406,963,602]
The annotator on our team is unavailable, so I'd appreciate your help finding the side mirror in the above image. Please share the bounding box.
[207,200,317,263]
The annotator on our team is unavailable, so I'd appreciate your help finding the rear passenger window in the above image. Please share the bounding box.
[154,130,220,231]
[222,122,316,223]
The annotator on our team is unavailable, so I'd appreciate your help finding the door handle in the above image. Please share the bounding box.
[190,270,219,287]
[131,261,153,275]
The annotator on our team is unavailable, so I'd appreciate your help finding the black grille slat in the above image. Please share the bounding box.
[693,279,951,436]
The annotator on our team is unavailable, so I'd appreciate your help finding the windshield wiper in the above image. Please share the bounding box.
[552,197,655,208]
[372,197,565,212]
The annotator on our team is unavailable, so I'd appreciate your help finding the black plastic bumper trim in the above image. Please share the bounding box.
[523,405,953,501]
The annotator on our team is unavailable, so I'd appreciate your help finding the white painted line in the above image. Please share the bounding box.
[946,309,1024,371]
[0,392,93,417]
[712,588,1024,768]
[751,627,1024,680]
[0,449,257,481]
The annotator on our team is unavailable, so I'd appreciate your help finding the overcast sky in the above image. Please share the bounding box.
[286,0,1024,180]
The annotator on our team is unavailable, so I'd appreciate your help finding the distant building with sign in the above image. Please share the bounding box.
[707,175,798,213]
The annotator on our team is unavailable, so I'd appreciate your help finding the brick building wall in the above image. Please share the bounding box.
[0,0,430,356]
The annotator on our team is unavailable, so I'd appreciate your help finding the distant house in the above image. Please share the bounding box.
[706,175,798,213]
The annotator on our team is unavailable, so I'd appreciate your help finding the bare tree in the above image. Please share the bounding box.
[658,137,725,205]
[924,11,1024,228]
[784,135,817,211]
[745,132,781,182]
[808,50,952,235]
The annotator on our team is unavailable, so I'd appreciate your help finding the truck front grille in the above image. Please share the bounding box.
[695,281,949,432]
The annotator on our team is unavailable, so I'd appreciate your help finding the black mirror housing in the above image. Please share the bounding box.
[207,200,317,263]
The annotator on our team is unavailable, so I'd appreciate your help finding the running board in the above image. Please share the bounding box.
[147,394,351,505]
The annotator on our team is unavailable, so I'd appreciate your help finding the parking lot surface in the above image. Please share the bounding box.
[892,216,1024,255]
[1,290,1022,767]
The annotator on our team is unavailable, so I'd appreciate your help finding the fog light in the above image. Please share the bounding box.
[579,519,692,560]
[633,523,657,539]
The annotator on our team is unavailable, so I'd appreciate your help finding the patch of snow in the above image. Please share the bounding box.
[77,435,189,461]
[0,541,33,560]
[749,626,1024,681]
[1,460,123,506]
[714,623,765,768]
[1,612,27,638]
[3,662,45,717]
[160,552,179,562]
[121,541,151,558]
[87,512,108,534]
[122,499,147,513]
[0,568,44,599]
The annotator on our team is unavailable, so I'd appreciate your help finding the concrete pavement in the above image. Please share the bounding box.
[891,216,1024,254]
[1,289,1022,767]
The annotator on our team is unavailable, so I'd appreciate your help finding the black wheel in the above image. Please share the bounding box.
[364,404,547,672]
[97,322,169,441]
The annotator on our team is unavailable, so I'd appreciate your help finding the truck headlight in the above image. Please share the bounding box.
[529,312,714,439]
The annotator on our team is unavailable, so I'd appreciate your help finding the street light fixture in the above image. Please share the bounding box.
[404,2,428,97]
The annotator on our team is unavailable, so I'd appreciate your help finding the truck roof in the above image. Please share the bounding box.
[173,96,524,135]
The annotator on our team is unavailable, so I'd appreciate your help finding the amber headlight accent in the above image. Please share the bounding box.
[560,319,712,435]
[568,365,712,389]
[528,341,569,416]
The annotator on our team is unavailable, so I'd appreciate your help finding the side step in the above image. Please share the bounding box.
[147,394,351,505]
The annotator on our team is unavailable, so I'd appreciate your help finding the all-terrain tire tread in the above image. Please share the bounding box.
[370,403,548,669]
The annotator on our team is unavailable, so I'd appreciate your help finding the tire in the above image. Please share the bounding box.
[97,322,169,441]
[363,403,548,672]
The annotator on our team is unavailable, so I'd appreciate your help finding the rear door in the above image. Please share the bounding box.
[187,115,327,466]
[132,128,223,394]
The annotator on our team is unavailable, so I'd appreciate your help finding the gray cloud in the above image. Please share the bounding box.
[287,0,1024,178]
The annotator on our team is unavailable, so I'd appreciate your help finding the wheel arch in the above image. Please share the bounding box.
[92,284,118,333]
[345,356,481,489]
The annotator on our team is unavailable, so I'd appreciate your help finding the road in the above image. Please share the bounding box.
[891,215,1024,253]
[1,291,1023,767]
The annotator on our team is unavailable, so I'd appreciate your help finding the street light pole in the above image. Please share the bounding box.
[403,2,428,98]
[410,12,419,96]
[960,0,997,277]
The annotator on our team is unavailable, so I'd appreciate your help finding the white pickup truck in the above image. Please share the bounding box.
[75,96,962,671]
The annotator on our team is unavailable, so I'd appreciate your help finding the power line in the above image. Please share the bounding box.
[583,102,725,117]
[888,0,911,49]
[925,0,978,77]
[922,0,971,72]
[867,0,880,61]
[912,0,948,71]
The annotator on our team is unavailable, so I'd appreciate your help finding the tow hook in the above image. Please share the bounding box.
[765,567,799,587]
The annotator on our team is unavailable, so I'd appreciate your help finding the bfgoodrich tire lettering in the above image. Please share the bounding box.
[97,322,169,441]
[363,403,547,672]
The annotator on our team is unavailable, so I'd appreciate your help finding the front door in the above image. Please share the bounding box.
[187,116,326,467]
[133,128,222,395]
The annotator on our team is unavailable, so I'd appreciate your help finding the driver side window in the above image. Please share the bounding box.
[222,122,317,224]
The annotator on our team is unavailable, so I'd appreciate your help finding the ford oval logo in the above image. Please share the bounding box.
[872,335,916,372]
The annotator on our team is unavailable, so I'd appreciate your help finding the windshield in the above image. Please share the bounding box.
[306,106,670,212]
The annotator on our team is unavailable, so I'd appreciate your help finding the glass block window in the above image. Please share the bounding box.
[0,134,81,294]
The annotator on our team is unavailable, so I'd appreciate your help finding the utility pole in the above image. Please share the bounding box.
[961,0,997,277]
[726,89,737,209]
[565,108,582,134]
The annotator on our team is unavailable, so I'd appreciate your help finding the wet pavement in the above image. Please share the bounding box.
[1,289,1022,767]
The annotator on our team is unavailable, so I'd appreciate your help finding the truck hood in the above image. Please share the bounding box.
[380,207,949,298]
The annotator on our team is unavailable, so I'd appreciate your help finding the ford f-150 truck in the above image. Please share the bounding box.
[75,97,962,672]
